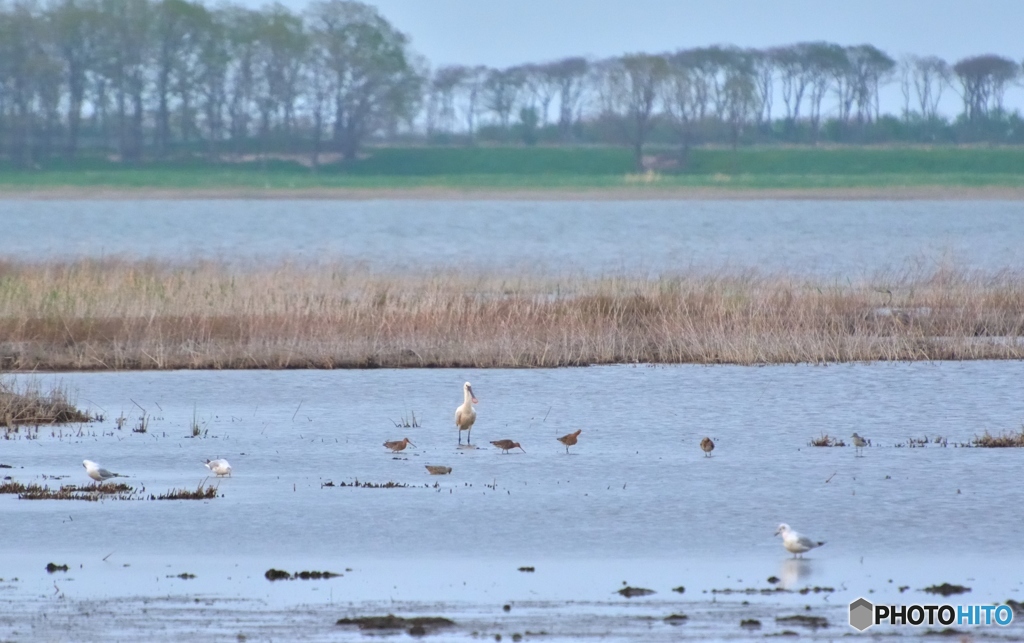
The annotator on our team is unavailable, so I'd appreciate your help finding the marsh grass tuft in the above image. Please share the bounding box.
[1,259,1023,369]
[154,482,218,500]
[391,410,420,428]
[0,378,89,428]
[972,428,1024,448]
[809,434,845,447]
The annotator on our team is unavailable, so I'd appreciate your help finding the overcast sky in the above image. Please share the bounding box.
[263,0,1024,67]
[253,0,1024,115]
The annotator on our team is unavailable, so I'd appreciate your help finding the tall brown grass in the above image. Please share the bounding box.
[0,259,1022,370]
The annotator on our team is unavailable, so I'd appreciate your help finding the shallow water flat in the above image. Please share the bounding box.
[2,364,1023,640]
[2,200,1023,274]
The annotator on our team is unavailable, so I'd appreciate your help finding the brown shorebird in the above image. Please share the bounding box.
[851,432,868,457]
[425,465,452,475]
[700,437,714,457]
[490,440,525,454]
[557,429,582,454]
[455,382,478,445]
[383,437,415,452]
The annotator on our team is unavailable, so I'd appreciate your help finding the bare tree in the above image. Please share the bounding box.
[912,55,951,121]
[545,56,588,141]
[953,54,1019,120]
[663,50,697,166]
[749,48,774,125]
[483,66,524,136]
[48,0,101,159]
[604,53,668,171]
[307,0,422,160]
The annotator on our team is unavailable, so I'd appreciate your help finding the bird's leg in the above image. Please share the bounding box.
[467,428,471,444]
[458,431,462,445]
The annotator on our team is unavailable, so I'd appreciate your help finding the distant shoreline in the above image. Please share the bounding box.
[4,185,1024,200]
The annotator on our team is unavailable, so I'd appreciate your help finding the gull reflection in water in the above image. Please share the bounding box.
[779,558,814,590]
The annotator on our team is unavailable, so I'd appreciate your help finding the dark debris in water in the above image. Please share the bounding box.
[167,573,196,579]
[617,586,655,598]
[335,615,455,632]
[265,568,341,581]
[776,615,828,628]
[1006,599,1024,616]
[332,479,410,489]
[923,582,971,596]
[671,585,685,594]
[740,619,762,628]
[517,566,535,573]
[711,586,834,595]
[45,563,69,573]
[766,576,780,584]
[664,614,688,624]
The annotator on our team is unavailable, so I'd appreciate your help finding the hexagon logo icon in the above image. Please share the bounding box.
[849,597,874,631]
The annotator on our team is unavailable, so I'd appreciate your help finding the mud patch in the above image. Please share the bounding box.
[776,614,828,629]
[617,586,655,598]
[923,582,971,596]
[335,614,455,633]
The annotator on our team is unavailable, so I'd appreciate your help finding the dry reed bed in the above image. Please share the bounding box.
[0,259,1022,370]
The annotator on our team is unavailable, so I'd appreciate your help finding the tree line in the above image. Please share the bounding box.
[2,0,1023,170]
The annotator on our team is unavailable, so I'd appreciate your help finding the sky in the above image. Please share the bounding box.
[256,0,1024,116]
[285,0,1024,67]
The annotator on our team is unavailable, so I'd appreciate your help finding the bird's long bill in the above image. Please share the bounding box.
[773,527,782,536]
[468,386,478,404]
[407,440,416,447]
[518,446,526,452]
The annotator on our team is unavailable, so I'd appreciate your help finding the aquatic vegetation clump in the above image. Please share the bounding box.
[0,378,90,429]
[809,433,845,447]
[972,428,1024,447]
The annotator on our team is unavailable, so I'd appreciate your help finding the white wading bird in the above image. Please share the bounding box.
[204,458,232,477]
[82,460,124,483]
[775,523,825,558]
[455,382,478,445]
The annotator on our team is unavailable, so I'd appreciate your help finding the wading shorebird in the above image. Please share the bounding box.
[774,523,825,558]
[490,440,525,454]
[700,437,715,457]
[425,465,452,475]
[384,437,415,453]
[204,458,232,477]
[851,432,868,457]
[455,382,478,445]
[557,429,582,454]
[82,459,124,484]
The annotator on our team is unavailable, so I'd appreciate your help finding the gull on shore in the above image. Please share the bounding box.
[82,460,124,483]
[204,458,232,477]
[775,523,825,558]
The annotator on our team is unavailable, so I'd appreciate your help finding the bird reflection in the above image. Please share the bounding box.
[779,558,813,590]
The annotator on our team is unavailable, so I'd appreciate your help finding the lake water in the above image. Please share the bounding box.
[2,199,1023,274]
[3,364,1023,640]
[2,200,1023,640]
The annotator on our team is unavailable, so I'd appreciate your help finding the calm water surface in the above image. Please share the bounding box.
[2,200,1023,274]
[2,364,1023,640]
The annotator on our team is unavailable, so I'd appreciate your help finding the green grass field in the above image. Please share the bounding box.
[1,146,1023,192]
